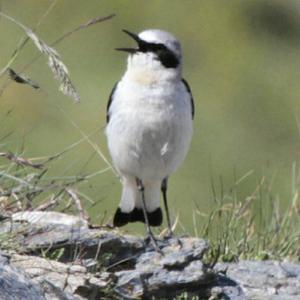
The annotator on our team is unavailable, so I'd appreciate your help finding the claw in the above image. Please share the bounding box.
[145,235,163,254]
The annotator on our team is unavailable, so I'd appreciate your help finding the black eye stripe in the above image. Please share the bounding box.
[139,42,168,52]
[138,42,179,69]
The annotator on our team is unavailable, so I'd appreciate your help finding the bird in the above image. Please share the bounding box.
[105,29,194,246]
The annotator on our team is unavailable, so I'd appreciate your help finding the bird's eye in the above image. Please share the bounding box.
[138,42,165,53]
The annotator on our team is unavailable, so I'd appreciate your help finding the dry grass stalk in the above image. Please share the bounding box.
[66,188,89,221]
[0,151,44,169]
[0,12,80,102]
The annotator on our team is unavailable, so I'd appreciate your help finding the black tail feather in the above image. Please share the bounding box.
[113,207,163,227]
[113,208,130,227]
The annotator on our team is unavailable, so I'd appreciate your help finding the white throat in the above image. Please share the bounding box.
[123,52,182,86]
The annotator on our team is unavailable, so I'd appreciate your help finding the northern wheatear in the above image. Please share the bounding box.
[106,29,194,247]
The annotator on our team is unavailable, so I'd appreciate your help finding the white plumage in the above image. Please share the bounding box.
[106,29,194,226]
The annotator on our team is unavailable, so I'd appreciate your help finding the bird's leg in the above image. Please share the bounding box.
[136,178,162,253]
[161,177,173,237]
[161,178,182,248]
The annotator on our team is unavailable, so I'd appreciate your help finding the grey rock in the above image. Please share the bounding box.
[114,238,211,298]
[111,237,244,299]
[10,253,113,299]
[216,260,300,300]
[12,211,89,228]
[1,216,144,267]
[1,211,299,300]
[0,252,45,300]
[0,212,244,299]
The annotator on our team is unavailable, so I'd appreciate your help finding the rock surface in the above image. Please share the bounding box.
[0,253,45,300]
[216,260,300,300]
[0,211,299,299]
[10,253,111,300]
[12,211,89,228]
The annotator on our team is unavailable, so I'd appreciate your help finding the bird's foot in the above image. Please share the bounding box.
[145,234,163,255]
[163,228,174,240]
[163,232,183,248]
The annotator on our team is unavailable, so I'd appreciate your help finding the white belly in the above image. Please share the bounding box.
[106,80,193,181]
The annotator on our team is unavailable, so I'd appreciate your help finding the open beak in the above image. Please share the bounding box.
[115,29,142,53]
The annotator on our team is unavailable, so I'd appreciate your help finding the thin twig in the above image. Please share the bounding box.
[52,14,115,46]
[66,188,89,221]
[0,151,44,169]
[57,106,118,176]
[35,195,60,211]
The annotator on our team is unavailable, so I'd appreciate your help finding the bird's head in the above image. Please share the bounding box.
[116,29,182,83]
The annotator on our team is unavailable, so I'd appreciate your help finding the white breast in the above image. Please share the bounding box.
[106,77,193,181]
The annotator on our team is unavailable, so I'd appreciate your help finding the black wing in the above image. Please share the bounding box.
[106,82,119,123]
[182,78,195,120]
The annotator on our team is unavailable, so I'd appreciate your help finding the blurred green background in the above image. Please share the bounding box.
[1,0,300,234]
